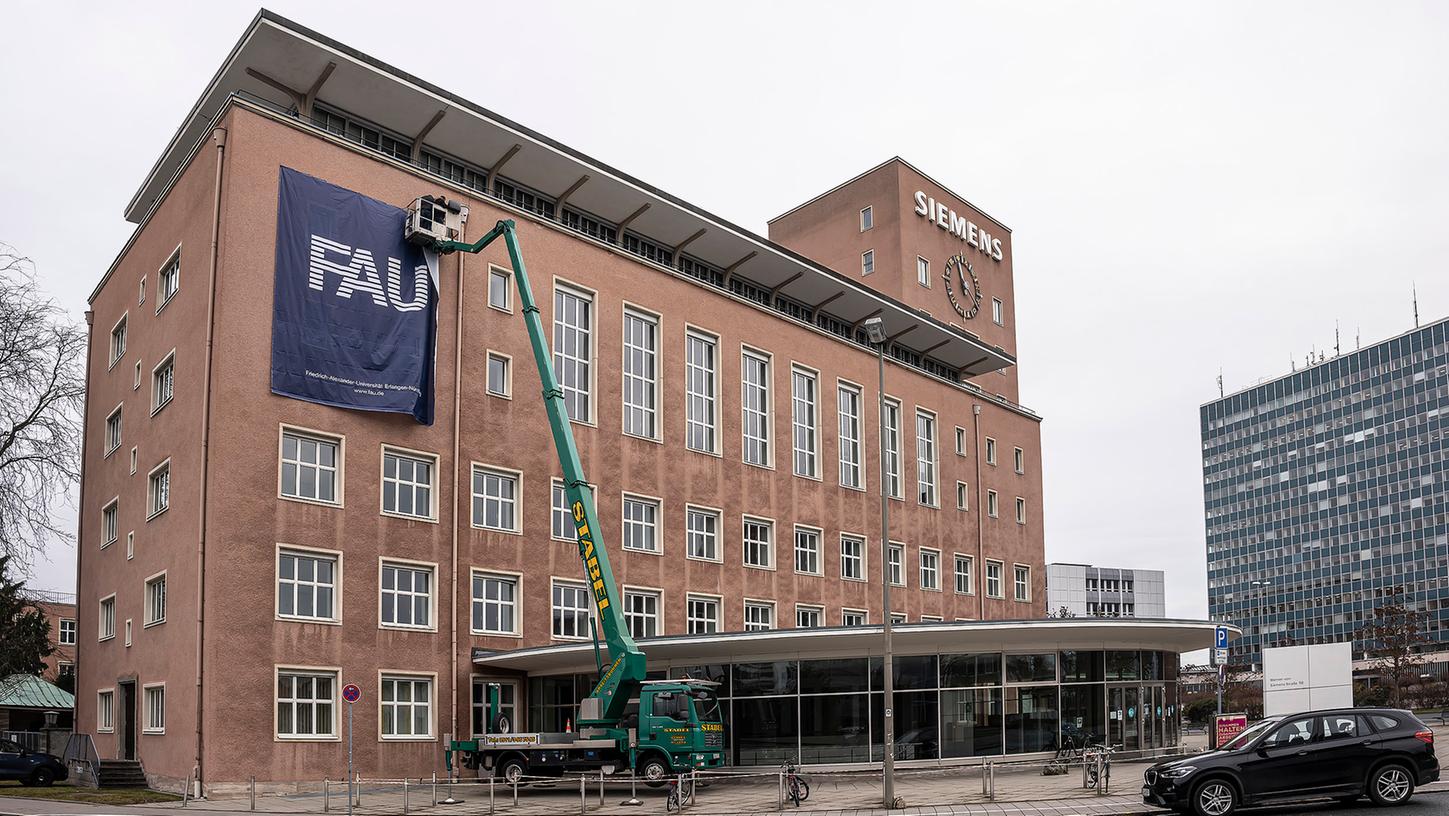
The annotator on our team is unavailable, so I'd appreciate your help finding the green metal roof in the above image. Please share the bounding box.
[0,674,74,710]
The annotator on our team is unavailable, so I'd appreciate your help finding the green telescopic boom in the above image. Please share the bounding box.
[437,220,645,726]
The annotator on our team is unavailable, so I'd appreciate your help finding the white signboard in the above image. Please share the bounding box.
[1262,642,1353,716]
[482,733,542,748]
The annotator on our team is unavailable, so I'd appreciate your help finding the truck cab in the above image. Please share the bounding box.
[627,681,725,779]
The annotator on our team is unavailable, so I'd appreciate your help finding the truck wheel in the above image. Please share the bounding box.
[491,713,512,733]
[640,756,670,788]
[498,757,527,785]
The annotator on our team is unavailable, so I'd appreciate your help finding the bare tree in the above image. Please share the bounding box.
[0,246,84,570]
[1361,586,1430,709]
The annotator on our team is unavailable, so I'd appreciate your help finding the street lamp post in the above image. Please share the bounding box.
[864,316,894,808]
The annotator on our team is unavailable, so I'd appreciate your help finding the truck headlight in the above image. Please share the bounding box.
[1160,766,1196,779]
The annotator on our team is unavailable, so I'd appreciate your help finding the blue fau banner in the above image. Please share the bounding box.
[270,167,438,424]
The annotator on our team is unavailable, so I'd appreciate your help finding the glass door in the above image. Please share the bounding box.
[1107,686,1124,748]
[1122,687,1139,752]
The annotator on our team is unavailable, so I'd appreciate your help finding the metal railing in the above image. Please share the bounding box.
[2,730,43,751]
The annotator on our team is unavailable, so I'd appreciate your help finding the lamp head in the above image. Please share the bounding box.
[863,316,886,344]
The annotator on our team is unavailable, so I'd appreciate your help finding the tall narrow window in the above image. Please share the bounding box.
[110,315,127,365]
[916,410,937,506]
[622,495,660,553]
[1016,497,1027,524]
[471,467,520,532]
[97,690,114,731]
[992,297,1004,325]
[1014,565,1031,601]
[158,253,180,309]
[888,543,904,587]
[143,685,165,734]
[882,400,902,499]
[987,489,999,518]
[98,596,116,640]
[920,549,940,591]
[277,670,336,738]
[840,535,865,580]
[102,500,118,547]
[486,352,510,397]
[985,437,998,465]
[743,517,774,569]
[859,206,873,231]
[838,383,863,488]
[955,427,966,455]
[152,354,175,412]
[144,573,166,626]
[687,595,720,634]
[685,331,718,453]
[553,284,593,422]
[956,481,969,510]
[917,256,930,287]
[743,601,775,631]
[277,549,337,622]
[551,580,590,639]
[622,309,659,439]
[550,481,595,542]
[954,554,974,594]
[381,562,433,629]
[471,572,518,635]
[280,430,340,505]
[488,267,511,311]
[624,589,661,639]
[1014,447,1025,474]
[794,526,822,575]
[382,449,435,520]
[686,507,719,561]
[986,561,1004,598]
[147,461,170,518]
[861,250,874,276]
[741,350,771,466]
[791,367,818,478]
[105,407,122,455]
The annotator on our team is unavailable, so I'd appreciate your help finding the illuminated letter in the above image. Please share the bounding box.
[913,190,929,216]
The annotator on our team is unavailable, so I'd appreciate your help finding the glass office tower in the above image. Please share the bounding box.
[1202,317,1449,668]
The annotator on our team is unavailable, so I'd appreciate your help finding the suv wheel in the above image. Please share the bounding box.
[1192,779,1237,816]
[28,767,55,787]
[1368,763,1414,806]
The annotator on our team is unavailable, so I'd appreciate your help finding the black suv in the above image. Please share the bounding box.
[1143,708,1439,816]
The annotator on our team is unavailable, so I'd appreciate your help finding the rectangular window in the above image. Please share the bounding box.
[793,526,822,575]
[102,500,118,547]
[985,437,998,465]
[741,349,771,466]
[380,675,432,738]
[553,283,593,422]
[954,427,966,455]
[1014,447,1025,474]
[956,481,969,510]
[1014,565,1031,601]
[891,612,907,624]
[986,561,1004,598]
[916,410,937,506]
[790,367,819,478]
[860,206,873,231]
[98,596,115,641]
[143,685,165,734]
[743,601,775,631]
[742,517,774,569]
[838,383,863,488]
[888,543,905,587]
[882,399,902,499]
[97,690,114,732]
[110,314,127,365]
[486,352,510,397]
[133,360,141,390]
[917,256,930,287]
[488,267,511,311]
[138,276,146,305]
[840,535,865,581]
[129,448,136,474]
[861,250,874,276]
[624,589,661,639]
[276,670,336,738]
[381,562,433,629]
[686,506,720,561]
[277,549,337,622]
[954,554,974,595]
[280,430,340,505]
[551,580,590,640]
[987,489,999,518]
[992,297,1004,325]
[795,605,824,628]
[622,495,660,553]
[126,530,133,559]
[59,618,77,645]
[686,595,720,634]
[147,461,170,518]
[471,572,519,635]
[105,406,122,454]
[1015,497,1027,524]
[842,609,867,626]
[471,466,520,533]
[144,573,166,626]
[158,253,180,308]
[622,309,659,439]
[685,330,718,454]
[549,482,595,542]
[152,354,175,412]
[382,449,435,520]
[920,549,940,590]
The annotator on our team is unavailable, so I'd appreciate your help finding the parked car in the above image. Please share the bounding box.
[0,738,68,786]
[1142,708,1438,816]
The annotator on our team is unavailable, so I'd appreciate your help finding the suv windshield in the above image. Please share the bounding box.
[1222,719,1278,751]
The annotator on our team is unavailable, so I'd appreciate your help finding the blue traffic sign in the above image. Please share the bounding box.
[1215,626,1229,649]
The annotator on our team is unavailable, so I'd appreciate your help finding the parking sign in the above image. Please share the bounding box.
[1215,625,1229,649]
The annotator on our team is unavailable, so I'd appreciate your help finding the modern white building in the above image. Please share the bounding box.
[1046,564,1166,618]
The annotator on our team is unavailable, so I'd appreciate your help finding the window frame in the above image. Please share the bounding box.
[1015,496,1027,525]
[143,570,167,628]
[686,592,722,635]
[275,544,343,625]
[621,304,662,442]
[146,459,171,520]
[837,379,864,490]
[915,408,938,507]
[840,533,867,582]
[380,445,439,522]
[155,246,181,314]
[549,577,592,642]
[97,689,115,732]
[485,350,512,399]
[740,346,774,469]
[919,547,942,591]
[954,554,975,595]
[1014,564,1032,602]
[987,489,999,518]
[59,618,77,646]
[793,524,823,577]
[842,608,868,626]
[274,665,341,741]
[151,351,176,415]
[741,515,776,570]
[742,599,776,631]
[377,671,436,741]
[992,297,1004,325]
[104,404,122,456]
[620,492,663,555]
[861,249,874,276]
[882,397,903,500]
[790,364,821,480]
[794,604,825,629]
[860,205,873,231]
[552,278,597,425]
[684,326,721,456]
[1014,446,1025,474]
[469,569,522,637]
[487,265,513,313]
[622,585,664,640]
[470,463,523,534]
[985,437,998,466]
[986,559,1005,599]
[277,425,344,508]
[549,479,597,542]
[684,504,723,563]
[378,558,438,632]
[956,481,969,511]
[101,498,119,548]
[142,683,166,735]
[888,541,905,587]
[916,255,930,288]
[98,593,116,642]
[108,312,128,368]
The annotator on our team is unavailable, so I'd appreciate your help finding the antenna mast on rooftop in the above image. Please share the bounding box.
[1414,282,1421,328]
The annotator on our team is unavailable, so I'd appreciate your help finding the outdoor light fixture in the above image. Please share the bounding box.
[863,313,897,807]
[864,316,886,345]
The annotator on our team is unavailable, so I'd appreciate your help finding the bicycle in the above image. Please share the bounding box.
[1084,742,1120,790]
[665,772,694,812]
[782,759,810,806]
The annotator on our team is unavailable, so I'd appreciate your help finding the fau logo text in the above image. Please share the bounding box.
[308,234,429,312]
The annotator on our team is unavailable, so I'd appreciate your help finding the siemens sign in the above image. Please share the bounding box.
[271,167,439,424]
[913,191,1004,261]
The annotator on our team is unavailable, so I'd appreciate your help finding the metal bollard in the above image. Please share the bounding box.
[989,761,996,799]
[183,772,191,808]
[513,776,519,807]
[489,776,495,815]
[982,761,988,794]
[599,769,605,808]
[403,777,410,814]
[324,778,330,812]
[355,774,362,807]
[1095,754,1105,796]
[249,776,256,811]
[432,772,437,807]
[579,774,587,814]
[778,769,784,811]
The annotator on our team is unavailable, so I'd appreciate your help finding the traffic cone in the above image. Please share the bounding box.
[566,718,573,733]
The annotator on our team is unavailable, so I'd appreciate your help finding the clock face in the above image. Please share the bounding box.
[942,254,982,319]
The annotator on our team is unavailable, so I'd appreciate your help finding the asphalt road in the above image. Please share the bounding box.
[1210,795,1449,816]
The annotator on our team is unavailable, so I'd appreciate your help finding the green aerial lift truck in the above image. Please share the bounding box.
[403,197,726,784]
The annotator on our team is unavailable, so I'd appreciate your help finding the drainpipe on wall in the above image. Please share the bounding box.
[76,311,94,757]
[195,126,227,794]
[448,219,468,743]
[972,403,984,620]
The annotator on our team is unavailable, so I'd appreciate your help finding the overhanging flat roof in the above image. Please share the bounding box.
[472,619,1236,676]
[121,10,1017,381]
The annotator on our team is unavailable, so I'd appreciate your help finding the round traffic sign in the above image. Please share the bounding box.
[342,683,362,703]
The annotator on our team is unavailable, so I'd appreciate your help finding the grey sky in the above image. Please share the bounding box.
[3,2,1447,619]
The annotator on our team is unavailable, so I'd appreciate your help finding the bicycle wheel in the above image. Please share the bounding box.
[797,778,810,802]
[681,776,695,805]
[789,778,802,806]
[666,788,680,812]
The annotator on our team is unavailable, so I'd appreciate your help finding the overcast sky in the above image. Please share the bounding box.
[3,2,1447,619]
